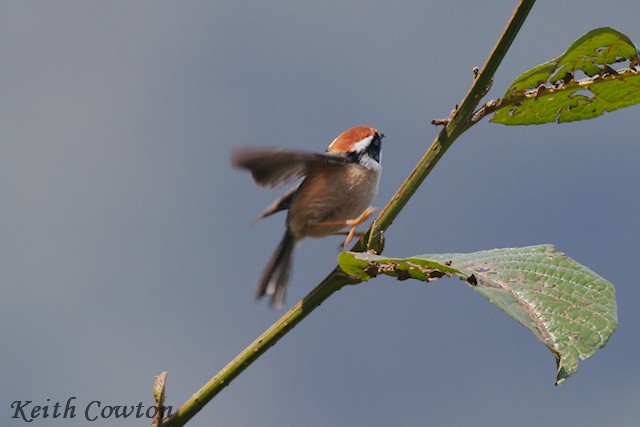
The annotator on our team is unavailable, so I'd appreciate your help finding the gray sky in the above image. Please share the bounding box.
[3,1,639,426]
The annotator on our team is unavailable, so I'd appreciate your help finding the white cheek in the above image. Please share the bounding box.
[350,135,374,153]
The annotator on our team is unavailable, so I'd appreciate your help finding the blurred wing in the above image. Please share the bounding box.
[252,184,299,224]
[230,147,350,188]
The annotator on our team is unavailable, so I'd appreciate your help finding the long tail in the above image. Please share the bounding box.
[256,230,296,308]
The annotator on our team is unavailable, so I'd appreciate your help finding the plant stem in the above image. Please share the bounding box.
[161,268,355,427]
[356,0,536,253]
[162,1,535,425]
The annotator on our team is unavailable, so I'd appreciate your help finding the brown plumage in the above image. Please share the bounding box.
[230,126,383,307]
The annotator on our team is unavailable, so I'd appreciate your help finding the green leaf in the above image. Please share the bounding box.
[338,245,618,384]
[490,27,640,125]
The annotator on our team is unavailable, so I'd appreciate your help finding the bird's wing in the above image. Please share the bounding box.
[252,184,299,224]
[230,148,350,188]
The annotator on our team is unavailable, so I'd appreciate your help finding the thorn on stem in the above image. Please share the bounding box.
[431,105,458,127]
[470,99,499,124]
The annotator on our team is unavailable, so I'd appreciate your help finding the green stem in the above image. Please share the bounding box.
[162,1,535,425]
[356,0,535,252]
[162,268,356,427]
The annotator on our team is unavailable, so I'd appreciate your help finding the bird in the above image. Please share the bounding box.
[230,126,383,307]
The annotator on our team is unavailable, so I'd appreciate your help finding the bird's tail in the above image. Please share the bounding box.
[256,230,295,308]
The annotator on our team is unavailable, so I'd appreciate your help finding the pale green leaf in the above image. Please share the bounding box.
[338,245,618,384]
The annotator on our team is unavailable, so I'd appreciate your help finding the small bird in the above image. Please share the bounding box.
[230,126,384,307]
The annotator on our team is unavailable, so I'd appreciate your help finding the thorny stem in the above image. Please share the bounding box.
[354,0,535,254]
[161,1,536,425]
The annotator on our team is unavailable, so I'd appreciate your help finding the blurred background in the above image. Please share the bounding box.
[2,1,639,425]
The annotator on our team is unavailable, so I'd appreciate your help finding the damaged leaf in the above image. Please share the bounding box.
[338,245,618,385]
[491,27,640,124]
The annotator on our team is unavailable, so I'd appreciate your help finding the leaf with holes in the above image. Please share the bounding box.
[490,27,640,124]
[338,245,618,384]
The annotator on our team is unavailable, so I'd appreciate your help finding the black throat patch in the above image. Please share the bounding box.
[347,133,382,164]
